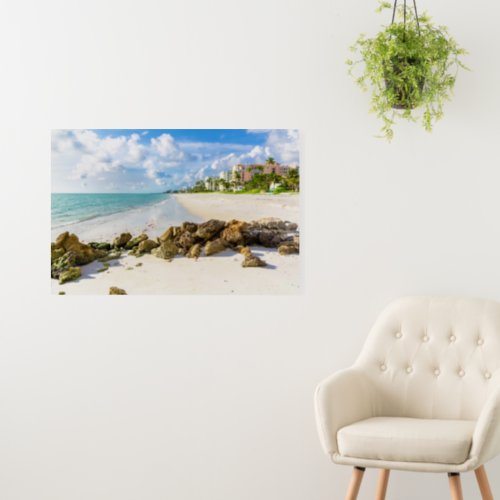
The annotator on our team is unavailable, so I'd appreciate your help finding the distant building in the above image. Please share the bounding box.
[219,171,231,183]
[190,163,300,193]
[231,162,297,184]
[232,163,297,184]
[231,164,244,184]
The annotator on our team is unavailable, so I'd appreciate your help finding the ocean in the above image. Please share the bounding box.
[51,193,169,229]
[51,192,199,242]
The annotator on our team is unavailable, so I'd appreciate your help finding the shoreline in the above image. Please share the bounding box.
[50,195,199,243]
[50,192,300,243]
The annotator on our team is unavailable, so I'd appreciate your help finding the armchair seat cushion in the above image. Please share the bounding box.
[338,417,476,465]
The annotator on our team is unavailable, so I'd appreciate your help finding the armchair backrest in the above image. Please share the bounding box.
[355,297,500,420]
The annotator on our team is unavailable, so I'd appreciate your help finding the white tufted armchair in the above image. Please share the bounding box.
[315,297,500,500]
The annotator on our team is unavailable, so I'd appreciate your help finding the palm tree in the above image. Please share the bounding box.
[286,168,300,192]
[266,157,276,165]
[268,172,280,184]
[191,180,206,193]
[213,178,223,191]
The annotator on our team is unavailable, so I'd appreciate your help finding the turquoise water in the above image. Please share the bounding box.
[51,193,169,229]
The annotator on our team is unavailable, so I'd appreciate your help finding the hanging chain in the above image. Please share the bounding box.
[412,0,421,35]
[391,0,398,24]
[390,0,421,35]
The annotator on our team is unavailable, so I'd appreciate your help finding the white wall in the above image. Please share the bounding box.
[1,0,499,498]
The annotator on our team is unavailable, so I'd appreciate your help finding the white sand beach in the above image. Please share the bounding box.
[51,193,301,295]
[51,248,299,295]
[173,193,300,224]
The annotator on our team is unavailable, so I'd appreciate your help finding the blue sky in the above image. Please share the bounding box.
[51,129,299,193]
[97,129,268,145]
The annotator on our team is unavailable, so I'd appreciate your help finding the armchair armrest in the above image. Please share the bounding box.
[471,384,500,465]
[314,367,377,456]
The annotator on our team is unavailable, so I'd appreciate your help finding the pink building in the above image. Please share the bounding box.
[232,163,295,184]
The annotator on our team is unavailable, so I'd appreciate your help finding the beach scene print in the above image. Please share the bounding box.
[51,129,300,295]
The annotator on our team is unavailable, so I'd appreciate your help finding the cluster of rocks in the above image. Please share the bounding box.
[51,218,299,285]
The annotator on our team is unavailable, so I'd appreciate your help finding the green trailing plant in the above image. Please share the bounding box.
[347,1,468,140]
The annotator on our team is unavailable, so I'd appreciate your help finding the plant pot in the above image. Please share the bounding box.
[384,57,425,110]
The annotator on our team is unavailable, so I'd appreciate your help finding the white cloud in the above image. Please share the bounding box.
[208,146,273,172]
[126,133,145,163]
[151,133,184,160]
[265,129,300,165]
[51,130,75,153]
[52,130,183,185]
[246,129,300,165]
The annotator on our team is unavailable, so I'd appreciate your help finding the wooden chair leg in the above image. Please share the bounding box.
[475,465,494,500]
[375,469,390,500]
[345,467,365,500]
[448,472,464,500]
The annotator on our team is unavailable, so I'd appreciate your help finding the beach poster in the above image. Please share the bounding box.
[51,129,300,295]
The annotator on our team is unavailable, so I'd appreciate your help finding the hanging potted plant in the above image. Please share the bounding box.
[347,0,468,140]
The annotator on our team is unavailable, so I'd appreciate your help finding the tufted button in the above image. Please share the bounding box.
[477,338,484,346]
[395,332,402,339]
[422,335,429,342]
[380,363,387,372]
[485,371,492,380]
[406,366,413,374]
[449,334,456,343]
[458,369,465,378]
[434,368,441,377]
